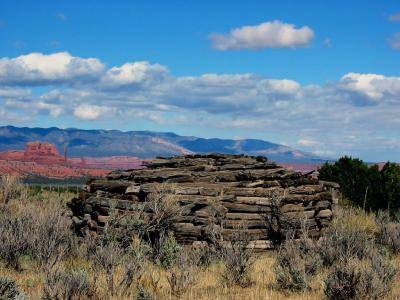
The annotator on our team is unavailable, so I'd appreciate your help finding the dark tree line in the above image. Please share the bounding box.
[318,156,400,213]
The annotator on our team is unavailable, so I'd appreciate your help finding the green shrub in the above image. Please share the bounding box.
[159,231,181,269]
[190,244,221,268]
[136,284,153,300]
[87,240,124,296]
[0,175,26,205]
[221,226,253,287]
[167,251,197,297]
[317,221,374,266]
[119,238,150,295]
[273,237,319,292]
[42,268,93,300]
[324,261,361,300]
[30,204,76,272]
[359,255,397,299]
[375,211,400,254]
[0,209,33,270]
[0,277,26,300]
[324,255,396,300]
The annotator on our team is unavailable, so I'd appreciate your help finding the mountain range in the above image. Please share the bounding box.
[0,126,324,163]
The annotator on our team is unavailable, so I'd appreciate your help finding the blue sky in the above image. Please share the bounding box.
[0,0,399,161]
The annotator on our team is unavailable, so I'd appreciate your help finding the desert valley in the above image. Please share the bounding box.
[0,126,323,182]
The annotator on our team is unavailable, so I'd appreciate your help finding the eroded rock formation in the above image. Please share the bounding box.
[68,154,340,249]
[24,141,66,163]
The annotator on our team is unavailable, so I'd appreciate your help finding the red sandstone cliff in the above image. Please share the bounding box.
[0,141,111,178]
[23,141,66,164]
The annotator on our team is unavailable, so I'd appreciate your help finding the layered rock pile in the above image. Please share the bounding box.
[68,154,339,249]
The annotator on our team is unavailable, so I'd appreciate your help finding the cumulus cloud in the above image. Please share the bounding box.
[0,52,105,86]
[388,32,400,50]
[0,52,400,160]
[210,20,314,50]
[73,104,110,120]
[100,61,169,90]
[339,72,400,103]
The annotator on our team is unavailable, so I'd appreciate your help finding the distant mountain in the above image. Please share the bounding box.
[0,126,324,163]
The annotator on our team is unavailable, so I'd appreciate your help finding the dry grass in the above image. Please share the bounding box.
[0,179,399,299]
[0,252,344,300]
[1,245,400,299]
[334,206,380,238]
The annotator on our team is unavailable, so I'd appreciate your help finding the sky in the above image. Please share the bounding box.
[0,0,400,161]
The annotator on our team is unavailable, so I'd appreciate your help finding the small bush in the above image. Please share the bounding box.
[221,226,253,287]
[0,175,26,205]
[358,255,397,299]
[30,204,76,272]
[296,231,323,276]
[167,251,197,297]
[324,261,361,300]
[87,240,124,296]
[158,231,181,269]
[0,208,33,270]
[264,191,288,246]
[118,238,150,296]
[194,222,224,268]
[0,197,76,272]
[43,268,93,300]
[375,211,400,254]
[318,220,374,266]
[136,284,153,300]
[141,184,182,260]
[101,209,144,249]
[324,255,396,300]
[190,244,221,268]
[0,277,26,300]
[274,239,311,292]
[108,184,182,262]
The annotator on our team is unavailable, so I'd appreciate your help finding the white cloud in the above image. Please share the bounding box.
[73,104,110,120]
[259,79,301,95]
[340,72,400,102]
[100,61,169,89]
[37,101,64,117]
[340,73,386,100]
[0,87,31,98]
[1,52,400,160]
[298,138,320,147]
[210,20,314,50]
[388,32,400,50]
[0,52,105,86]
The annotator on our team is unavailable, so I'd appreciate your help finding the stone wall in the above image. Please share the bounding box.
[68,154,340,250]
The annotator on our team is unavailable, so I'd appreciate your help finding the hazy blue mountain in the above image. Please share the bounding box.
[0,126,324,163]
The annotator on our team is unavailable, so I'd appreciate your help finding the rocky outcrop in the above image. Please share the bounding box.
[68,154,340,249]
[0,141,139,178]
[24,141,66,163]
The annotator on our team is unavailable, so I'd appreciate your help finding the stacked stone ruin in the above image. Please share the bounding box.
[68,154,340,250]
